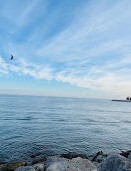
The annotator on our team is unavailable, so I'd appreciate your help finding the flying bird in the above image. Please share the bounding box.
[10,54,13,60]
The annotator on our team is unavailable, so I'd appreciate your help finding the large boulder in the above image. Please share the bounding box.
[46,156,97,171]
[99,154,131,171]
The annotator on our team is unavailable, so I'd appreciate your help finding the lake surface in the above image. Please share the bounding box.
[0,94,131,163]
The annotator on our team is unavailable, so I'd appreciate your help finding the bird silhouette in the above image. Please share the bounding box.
[10,54,13,60]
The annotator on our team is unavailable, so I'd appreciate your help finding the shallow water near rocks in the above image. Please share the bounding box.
[0,94,131,163]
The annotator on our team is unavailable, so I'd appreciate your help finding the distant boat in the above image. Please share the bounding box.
[112,96,131,102]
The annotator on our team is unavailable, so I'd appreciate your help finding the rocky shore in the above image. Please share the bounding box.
[0,150,131,171]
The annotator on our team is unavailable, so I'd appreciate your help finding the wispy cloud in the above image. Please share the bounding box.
[0,57,54,80]
[37,0,131,63]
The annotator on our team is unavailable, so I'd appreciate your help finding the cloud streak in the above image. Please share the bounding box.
[0,57,54,80]
[0,54,131,98]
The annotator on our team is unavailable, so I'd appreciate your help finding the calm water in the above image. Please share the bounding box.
[0,94,131,163]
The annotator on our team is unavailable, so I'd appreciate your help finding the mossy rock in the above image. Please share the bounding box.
[0,162,27,171]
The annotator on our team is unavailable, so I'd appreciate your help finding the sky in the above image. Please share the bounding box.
[0,0,131,99]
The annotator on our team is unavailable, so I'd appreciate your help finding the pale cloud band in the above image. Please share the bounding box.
[0,56,131,97]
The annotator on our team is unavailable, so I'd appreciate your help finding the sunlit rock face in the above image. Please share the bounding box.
[46,157,97,171]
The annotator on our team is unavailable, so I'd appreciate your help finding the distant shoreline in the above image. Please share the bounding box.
[112,99,131,102]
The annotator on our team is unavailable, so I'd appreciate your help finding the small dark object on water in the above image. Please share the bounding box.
[92,151,107,163]
[31,157,47,165]
[120,150,131,158]
[61,152,88,159]
[0,162,6,165]
[30,152,41,158]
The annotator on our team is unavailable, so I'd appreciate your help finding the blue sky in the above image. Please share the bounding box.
[0,0,131,98]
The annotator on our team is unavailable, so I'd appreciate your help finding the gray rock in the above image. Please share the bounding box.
[46,156,97,171]
[33,163,45,171]
[15,166,35,171]
[128,152,131,160]
[46,160,68,171]
[99,154,131,171]
[45,156,66,169]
